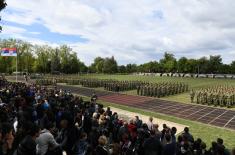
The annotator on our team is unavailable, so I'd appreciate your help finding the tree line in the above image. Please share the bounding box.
[1,38,235,74]
[0,39,87,74]
[90,52,235,74]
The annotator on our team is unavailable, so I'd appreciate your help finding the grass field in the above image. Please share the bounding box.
[79,95,235,150]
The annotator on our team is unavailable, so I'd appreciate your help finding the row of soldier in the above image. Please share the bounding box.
[79,79,147,90]
[190,86,235,107]
[36,79,54,85]
[104,81,146,92]
[137,82,189,98]
[79,79,111,88]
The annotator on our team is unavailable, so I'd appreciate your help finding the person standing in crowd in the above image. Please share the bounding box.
[134,116,142,129]
[0,123,14,155]
[162,134,176,155]
[36,123,60,155]
[91,92,98,103]
[118,121,129,142]
[15,123,40,155]
[95,136,108,155]
[147,117,154,131]
[72,132,89,155]
[143,130,162,155]
[182,127,194,144]
[171,127,177,143]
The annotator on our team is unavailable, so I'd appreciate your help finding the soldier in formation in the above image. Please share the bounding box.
[137,82,189,98]
[36,79,54,85]
[192,85,235,108]
[104,81,147,92]
[80,78,108,88]
[190,89,195,103]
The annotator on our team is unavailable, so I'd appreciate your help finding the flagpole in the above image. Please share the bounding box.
[16,49,18,82]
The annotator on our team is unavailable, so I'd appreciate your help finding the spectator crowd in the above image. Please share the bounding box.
[0,79,234,155]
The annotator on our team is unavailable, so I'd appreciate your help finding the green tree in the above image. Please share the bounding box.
[219,64,231,74]
[16,41,35,73]
[137,64,146,72]
[0,57,12,73]
[50,48,61,73]
[0,39,88,74]
[159,52,177,72]
[208,55,222,73]
[148,61,159,73]
[78,61,88,73]
[177,57,188,73]
[126,64,137,73]
[91,57,105,73]
[34,45,51,73]
[138,61,159,73]
[118,65,126,73]
[103,56,118,73]
[230,61,235,74]
[59,45,72,73]
[187,59,198,73]
[197,57,209,74]
[67,53,79,73]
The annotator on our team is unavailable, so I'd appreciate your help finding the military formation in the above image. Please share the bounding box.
[35,77,234,109]
[104,81,146,92]
[68,78,147,92]
[190,86,235,107]
[137,82,189,98]
[79,79,109,87]
[35,79,54,85]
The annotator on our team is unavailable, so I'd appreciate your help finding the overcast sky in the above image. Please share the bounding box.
[1,0,235,65]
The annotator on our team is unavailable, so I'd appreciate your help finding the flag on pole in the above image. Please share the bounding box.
[1,48,17,56]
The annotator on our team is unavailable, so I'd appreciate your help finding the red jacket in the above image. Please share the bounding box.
[128,123,137,139]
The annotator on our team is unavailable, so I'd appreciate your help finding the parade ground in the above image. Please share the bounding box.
[57,84,235,130]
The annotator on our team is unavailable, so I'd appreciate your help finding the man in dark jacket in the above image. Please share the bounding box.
[142,130,162,155]
[162,134,176,155]
[73,132,88,155]
[181,127,194,143]
[16,123,40,155]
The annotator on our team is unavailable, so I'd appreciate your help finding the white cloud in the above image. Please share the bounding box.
[2,25,25,33]
[29,31,40,35]
[2,0,235,65]
[1,26,58,48]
